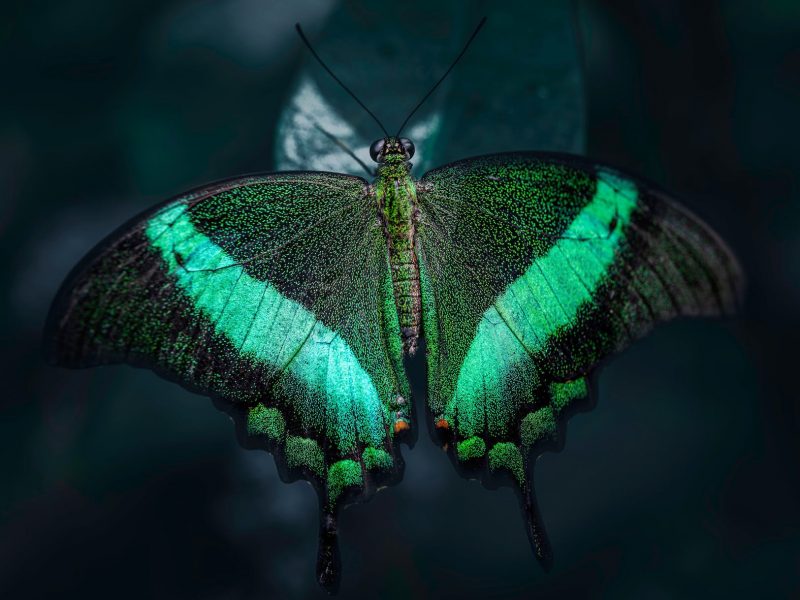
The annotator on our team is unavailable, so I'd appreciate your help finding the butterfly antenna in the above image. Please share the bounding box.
[295,23,389,138]
[395,16,487,137]
[312,122,375,177]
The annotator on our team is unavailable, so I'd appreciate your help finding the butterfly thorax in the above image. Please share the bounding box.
[374,150,421,355]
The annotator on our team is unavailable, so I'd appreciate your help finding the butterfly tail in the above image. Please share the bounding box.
[316,509,341,594]
[521,472,554,571]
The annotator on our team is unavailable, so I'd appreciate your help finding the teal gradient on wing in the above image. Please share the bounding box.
[145,204,388,453]
[447,170,638,435]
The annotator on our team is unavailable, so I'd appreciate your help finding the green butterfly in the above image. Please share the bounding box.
[45,19,742,593]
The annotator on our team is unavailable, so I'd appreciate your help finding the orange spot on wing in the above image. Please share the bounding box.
[435,418,450,430]
[393,419,410,434]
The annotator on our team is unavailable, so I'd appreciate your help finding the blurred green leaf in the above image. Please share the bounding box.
[275,1,585,175]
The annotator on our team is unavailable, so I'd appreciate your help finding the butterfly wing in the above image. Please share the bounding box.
[46,171,409,590]
[415,152,742,564]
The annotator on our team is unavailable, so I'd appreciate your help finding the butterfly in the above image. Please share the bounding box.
[45,18,742,593]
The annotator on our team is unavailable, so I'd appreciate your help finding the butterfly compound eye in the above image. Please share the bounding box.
[400,137,415,159]
[369,138,386,162]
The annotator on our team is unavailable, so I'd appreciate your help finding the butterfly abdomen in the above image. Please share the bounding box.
[376,171,421,355]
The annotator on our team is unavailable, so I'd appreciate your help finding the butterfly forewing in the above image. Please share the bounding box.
[47,171,411,522]
[415,152,742,560]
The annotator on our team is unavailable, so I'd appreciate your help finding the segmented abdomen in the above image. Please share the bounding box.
[379,178,421,355]
[389,230,421,355]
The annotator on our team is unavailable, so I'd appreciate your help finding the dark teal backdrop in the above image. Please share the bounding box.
[1,1,797,598]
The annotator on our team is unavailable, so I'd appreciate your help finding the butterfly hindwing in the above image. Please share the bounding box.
[416,152,742,561]
[46,172,411,589]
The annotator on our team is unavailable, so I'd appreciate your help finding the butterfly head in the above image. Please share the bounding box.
[369,136,415,164]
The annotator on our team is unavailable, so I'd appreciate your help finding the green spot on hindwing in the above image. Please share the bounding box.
[327,459,363,506]
[488,442,525,485]
[457,436,486,461]
[285,436,325,476]
[362,447,393,471]
[247,405,286,440]
[521,408,557,448]
[550,378,588,413]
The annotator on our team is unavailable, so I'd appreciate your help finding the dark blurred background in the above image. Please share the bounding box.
[1,1,798,598]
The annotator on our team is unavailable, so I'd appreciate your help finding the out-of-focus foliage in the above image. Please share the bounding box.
[276,1,584,175]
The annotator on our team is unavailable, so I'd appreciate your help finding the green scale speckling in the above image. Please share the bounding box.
[48,148,742,590]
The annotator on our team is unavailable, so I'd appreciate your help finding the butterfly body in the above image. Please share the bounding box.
[373,136,422,356]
